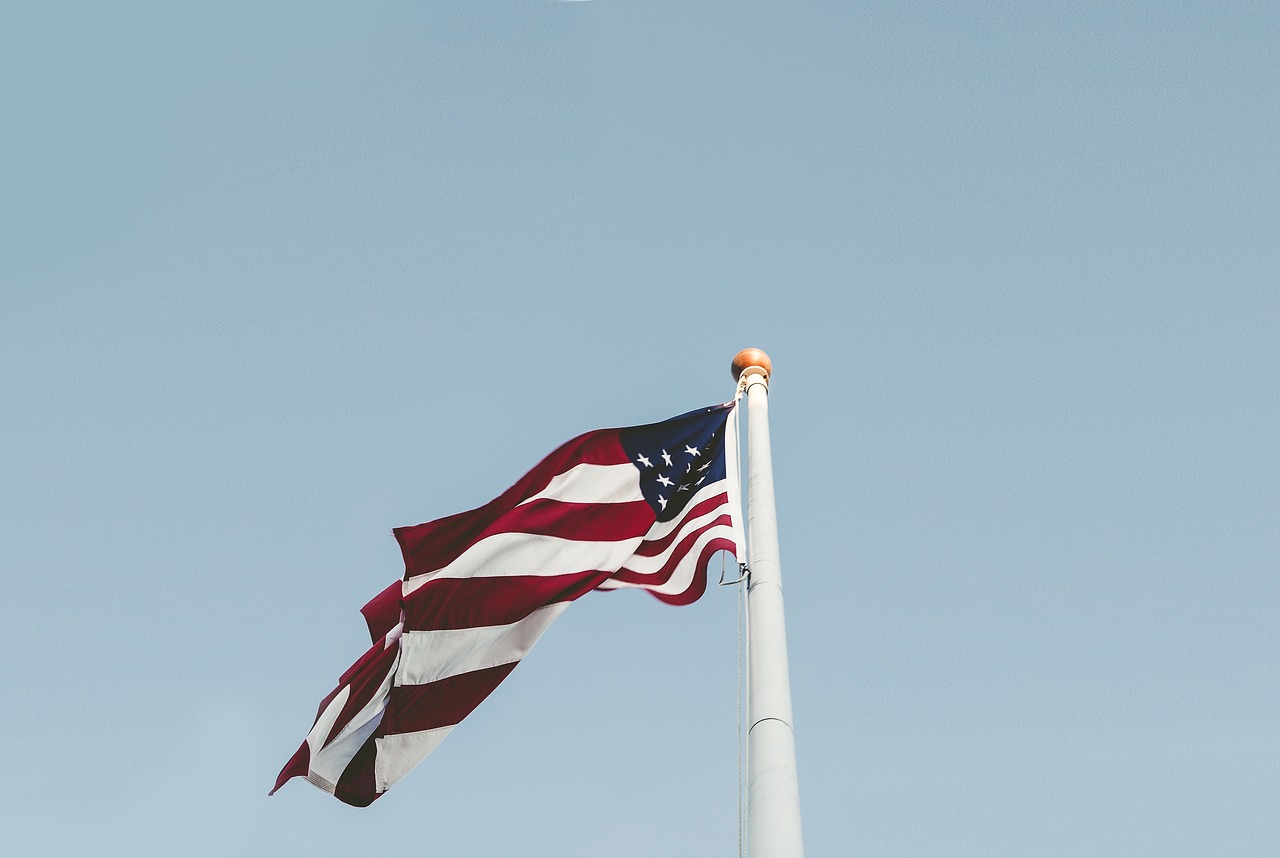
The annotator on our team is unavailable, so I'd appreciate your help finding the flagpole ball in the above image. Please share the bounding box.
[731,347,772,381]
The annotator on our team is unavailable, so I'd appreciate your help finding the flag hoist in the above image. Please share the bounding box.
[733,348,805,858]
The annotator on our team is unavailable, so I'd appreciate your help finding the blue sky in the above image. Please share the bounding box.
[4,2,1278,855]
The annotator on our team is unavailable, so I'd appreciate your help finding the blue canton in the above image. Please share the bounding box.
[619,404,731,523]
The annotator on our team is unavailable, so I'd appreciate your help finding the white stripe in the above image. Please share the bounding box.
[405,531,644,593]
[395,602,570,686]
[301,685,350,792]
[518,462,643,506]
[375,726,454,792]
[305,649,400,788]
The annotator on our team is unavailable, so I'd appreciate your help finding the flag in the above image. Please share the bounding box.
[272,402,742,806]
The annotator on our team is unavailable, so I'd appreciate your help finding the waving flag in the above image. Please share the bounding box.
[272,402,741,806]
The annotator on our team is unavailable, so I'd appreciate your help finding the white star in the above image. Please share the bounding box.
[661,449,673,467]
[636,453,653,468]
[697,461,711,472]
[658,495,668,510]
[657,474,674,487]
[696,475,706,485]
[677,483,691,492]
[684,444,701,457]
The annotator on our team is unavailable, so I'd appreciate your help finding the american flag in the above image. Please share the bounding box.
[272,402,742,806]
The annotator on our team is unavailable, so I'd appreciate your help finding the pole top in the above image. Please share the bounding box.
[731,348,773,382]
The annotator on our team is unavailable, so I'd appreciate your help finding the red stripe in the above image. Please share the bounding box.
[360,581,403,644]
[381,663,518,735]
[402,572,611,631]
[270,741,310,796]
[394,429,630,579]
[501,498,653,543]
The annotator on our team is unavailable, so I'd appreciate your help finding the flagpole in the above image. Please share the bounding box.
[733,348,804,858]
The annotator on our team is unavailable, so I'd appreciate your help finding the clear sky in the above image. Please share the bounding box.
[4,2,1277,855]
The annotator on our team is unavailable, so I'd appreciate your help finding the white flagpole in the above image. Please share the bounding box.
[733,348,804,858]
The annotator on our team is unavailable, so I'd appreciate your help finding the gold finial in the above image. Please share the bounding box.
[731,348,773,381]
